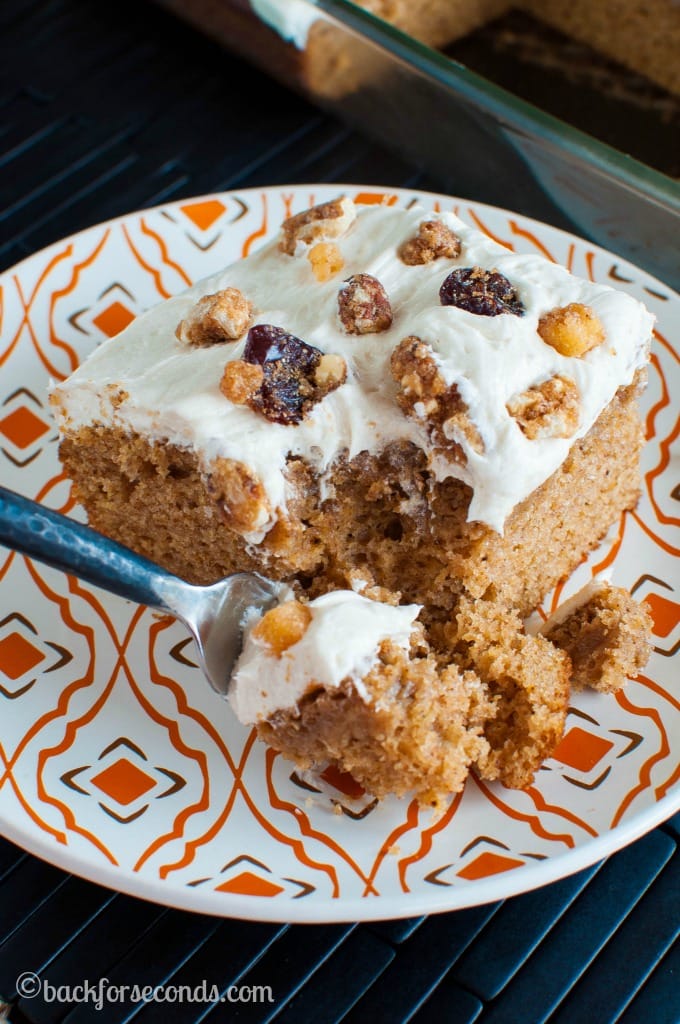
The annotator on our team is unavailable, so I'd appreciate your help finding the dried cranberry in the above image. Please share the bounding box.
[439,267,525,317]
[243,324,322,425]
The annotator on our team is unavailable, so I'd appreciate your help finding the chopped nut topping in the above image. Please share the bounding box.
[440,267,525,317]
[507,374,580,440]
[314,352,347,389]
[252,600,312,656]
[391,336,484,463]
[391,336,445,403]
[279,197,356,256]
[398,220,461,265]
[308,242,345,282]
[176,288,253,346]
[221,324,345,425]
[208,457,271,534]
[538,303,606,357]
[220,360,264,405]
[104,384,129,409]
[338,274,393,334]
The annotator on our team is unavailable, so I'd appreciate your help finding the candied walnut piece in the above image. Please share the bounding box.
[279,197,356,256]
[538,302,606,357]
[252,601,312,657]
[338,274,393,334]
[227,324,345,425]
[314,353,347,390]
[440,266,525,317]
[391,336,484,463]
[176,288,253,346]
[308,242,345,282]
[220,360,264,405]
[399,219,461,265]
[391,335,445,406]
[104,385,129,410]
[507,374,580,440]
[208,457,271,534]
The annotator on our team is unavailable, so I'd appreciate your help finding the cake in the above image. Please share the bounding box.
[153,0,680,97]
[230,590,493,805]
[50,196,654,805]
[541,580,655,695]
[231,581,650,804]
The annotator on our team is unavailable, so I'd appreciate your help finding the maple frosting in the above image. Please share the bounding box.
[229,590,421,723]
[51,202,653,537]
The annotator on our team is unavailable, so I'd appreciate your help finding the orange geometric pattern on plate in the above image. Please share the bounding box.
[510,219,556,263]
[320,765,365,799]
[354,192,398,206]
[644,594,680,638]
[0,187,677,918]
[552,727,614,773]
[465,208,514,251]
[180,199,226,231]
[0,407,49,449]
[91,757,156,806]
[92,301,136,338]
[457,851,525,880]
[0,632,45,680]
[216,870,284,897]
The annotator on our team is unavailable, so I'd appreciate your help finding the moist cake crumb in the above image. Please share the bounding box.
[543,583,653,693]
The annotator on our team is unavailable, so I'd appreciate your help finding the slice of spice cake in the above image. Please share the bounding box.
[50,197,655,801]
[51,198,653,616]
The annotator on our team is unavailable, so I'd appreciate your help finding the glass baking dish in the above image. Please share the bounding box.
[154,0,680,287]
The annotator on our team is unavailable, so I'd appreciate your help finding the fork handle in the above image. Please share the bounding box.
[0,485,179,612]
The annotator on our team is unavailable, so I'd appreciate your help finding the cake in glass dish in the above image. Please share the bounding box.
[154,0,680,98]
[50,196,654,805]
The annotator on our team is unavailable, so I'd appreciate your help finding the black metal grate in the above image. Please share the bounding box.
[0,3,678,1021]
[0,823,678,1023]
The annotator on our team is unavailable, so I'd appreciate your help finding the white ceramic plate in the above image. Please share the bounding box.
[0,186,678,922]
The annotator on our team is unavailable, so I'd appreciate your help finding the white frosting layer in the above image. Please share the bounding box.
[51,203,653,535]
[249,0,317,48]
[229,591,421,723]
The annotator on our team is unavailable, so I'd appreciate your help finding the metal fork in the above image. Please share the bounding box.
[0,486,285,694]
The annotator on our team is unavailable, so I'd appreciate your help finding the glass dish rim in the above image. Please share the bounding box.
[307,0,680,215]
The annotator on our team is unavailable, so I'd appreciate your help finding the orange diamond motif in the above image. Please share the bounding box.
[353,192,398,206]
[92,301,136,338]
[457,851,525,881]
[180,199,226,231]
[552,726,614,773]
[91,757,155,805]
[0,406,49,449]
[0,632,45,680]
[215,871,284,897]
[644,594,680,639]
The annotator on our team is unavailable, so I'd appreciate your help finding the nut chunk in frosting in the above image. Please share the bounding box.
[176,287,253,345]
[279,196,356,255]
